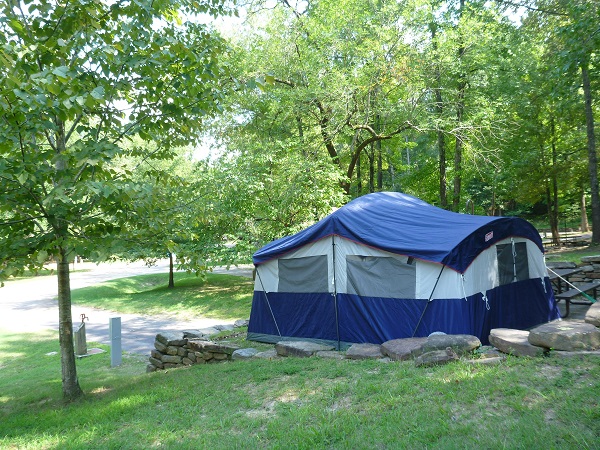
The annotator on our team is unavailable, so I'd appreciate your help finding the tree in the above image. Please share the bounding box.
[0,0,229,400]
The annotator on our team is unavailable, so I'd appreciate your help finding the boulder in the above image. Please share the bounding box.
[254,349,280,360]
[234,319,250,328]
[413,334,481,357]
[581,255,600,263]
[414,347,459,368]
[584,302,600,327]
[275,341,334,357]
[528,321,600,351]
[345,343,384,360]
[381,337,427,361]
[546,261,578,269]
[489,328,546,357]
[232,348,259,360]
[155,331,187,347]
[187,339,240,355]
[316,351,345,360]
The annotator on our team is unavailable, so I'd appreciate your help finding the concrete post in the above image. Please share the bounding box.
[109,317,122,367]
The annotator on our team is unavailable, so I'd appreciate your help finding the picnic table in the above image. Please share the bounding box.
[547,267,598,318]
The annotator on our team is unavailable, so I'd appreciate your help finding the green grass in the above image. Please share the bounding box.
[70,272,254,321]
[545,245,600,264]
[1,328,599,449]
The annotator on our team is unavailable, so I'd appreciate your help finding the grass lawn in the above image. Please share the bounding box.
[70,272,255,320]
[1,328,599,449]
[545,245,600,264]
[1,270,600,448]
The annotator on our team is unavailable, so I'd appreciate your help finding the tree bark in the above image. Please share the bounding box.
[549,119,560,245]
[581,62,600,244]
[430,21,447,209]
[57,246,83,401]
[168,252,175,289]
[452,0,466,212]
[581,189,589,233]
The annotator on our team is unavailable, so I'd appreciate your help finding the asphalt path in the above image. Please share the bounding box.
[0,260,254,355]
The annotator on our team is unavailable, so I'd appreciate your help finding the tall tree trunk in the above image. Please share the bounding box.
[582,188,589,233]
[452,0,466,212]
[57,246,83,401]
[581,62,600,244]
[168,252,175,289]
[549,119,561,244]
[430,20,447,209]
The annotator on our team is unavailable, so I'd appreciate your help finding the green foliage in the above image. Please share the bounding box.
[0,0,230,278]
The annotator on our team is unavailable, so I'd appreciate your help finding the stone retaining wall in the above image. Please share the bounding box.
[147,331,241,372]
[549,256,600,285]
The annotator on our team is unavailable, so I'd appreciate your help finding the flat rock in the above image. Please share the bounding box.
[549,350,600,358]
[345,343,383,360]
[316,350,345,360]
[155,331,187,346]
[187,339,240,354]
[232,348,258,360]
[253,349,280,360]
[489,328,546,357]
[275,341,334,357]
[197,327,220,336]
[414,348,459,367]
[528,321,600,351]
[546,261,578,269]
[584,302,600,327]
[214,324,235,331]
[581,255,600,263]
[234,319,250,327]
[182,330,209,339]
[413,334,481,357]
[381,337,427,361]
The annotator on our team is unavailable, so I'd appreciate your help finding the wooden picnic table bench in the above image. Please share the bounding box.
[553,281,599,318]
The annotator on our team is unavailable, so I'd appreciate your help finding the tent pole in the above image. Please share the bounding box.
[332,235,341,351]
[411,264,446,337]
[255,266,282,337]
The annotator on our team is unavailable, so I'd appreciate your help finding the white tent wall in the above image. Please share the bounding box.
[254,235,548,301]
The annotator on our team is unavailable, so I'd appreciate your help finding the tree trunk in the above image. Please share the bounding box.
[430,21,447,209]
[581,62,600,244]
[452,0,466,213]
[549,119,560,245]
[168,252,175,289]
[582,189,589,233]
[57,246,83,401]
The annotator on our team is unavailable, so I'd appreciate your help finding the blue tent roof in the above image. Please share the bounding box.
[253,192,544,273]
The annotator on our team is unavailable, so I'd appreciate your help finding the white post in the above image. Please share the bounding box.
[109,317,122,367]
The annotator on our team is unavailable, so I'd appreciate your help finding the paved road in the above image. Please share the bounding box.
[0,260,254,355]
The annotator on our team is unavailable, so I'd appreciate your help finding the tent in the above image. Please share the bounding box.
[248,192,560,348]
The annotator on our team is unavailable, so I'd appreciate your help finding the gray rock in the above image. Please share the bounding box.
[253,349,279,360]
[546,261,578,269]
[156,331,187,346]
[197,327,220,336]
[381,337,427,361]
[234,319,250,328]
[528,321,600,351]
[413,334,481,357]
[232,348,259,360]
[489,328,547,357]
[214,324,235,331]
[154,340,168,353]
[146,364,157,373]
[414,347,459,367]
[584,302,600,327]
[188,340,240,355]
[345,343,384,360]
[161,354,183,364]
[581,255,600,263]
[148,357,164,369]
[150,349,163,360]
[182,330,208,339]
[275,341,335,357]
[549,350,600,358]
[316,350,345,360]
